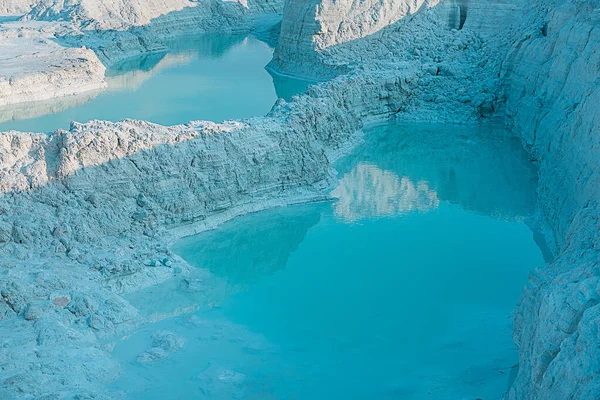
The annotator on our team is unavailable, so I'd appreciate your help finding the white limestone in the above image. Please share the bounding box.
[0,21,107,107]
[0,0,597,398]
[0,0,35,13]
[0,0,277,109]
[501,1,600,398]
[270,0,441,78]
[26,0,194,30]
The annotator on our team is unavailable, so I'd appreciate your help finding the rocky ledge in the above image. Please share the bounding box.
[0,0,598,398]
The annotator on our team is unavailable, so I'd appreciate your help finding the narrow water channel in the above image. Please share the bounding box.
[110,122,545,400]
[0,34,311,132]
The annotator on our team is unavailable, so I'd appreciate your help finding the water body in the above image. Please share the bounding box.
[111,122,545,400]
[0,35,311,133]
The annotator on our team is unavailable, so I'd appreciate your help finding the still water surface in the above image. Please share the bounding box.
[110,123,545,400]
[0,35,310,132]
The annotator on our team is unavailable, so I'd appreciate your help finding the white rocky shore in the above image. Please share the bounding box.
[0,0,282,107]
[0,21,106,107]
[0,0,598,398]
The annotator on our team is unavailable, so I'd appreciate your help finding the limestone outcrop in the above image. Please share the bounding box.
[270,0,443,78]
[269,0,527,80]
[501,1,600,398]
[0,62,485,397]
[25,0,194,30]
[0,0,36,13]
[0,21,107,107]
[0,0,598,397]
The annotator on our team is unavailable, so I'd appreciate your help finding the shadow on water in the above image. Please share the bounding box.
[127,204,324,321]
[172,205,323,285]
[270,72,314,101]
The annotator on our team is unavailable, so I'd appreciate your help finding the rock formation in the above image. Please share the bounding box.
[0,0,36,13]
[0,21,106,107]
[502,1,600,398]
[0,0,598,397]
[26,0,195,29]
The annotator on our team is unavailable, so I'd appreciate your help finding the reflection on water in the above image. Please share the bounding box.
[0,89,104,127]
[104,53,194,92]
[111,122,544,400]
[0,35,310,133]
[331,163,439,221]
[105,51,168,77]
[334,122,538,221]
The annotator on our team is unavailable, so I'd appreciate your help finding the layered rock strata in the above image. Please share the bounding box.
[0,0,598,398]
[0,21,106,107]
[502,1,600,398]
[0,64,485,397]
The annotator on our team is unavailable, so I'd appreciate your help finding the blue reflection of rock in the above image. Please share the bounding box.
[334,122,537,221]
[331,162,439,222]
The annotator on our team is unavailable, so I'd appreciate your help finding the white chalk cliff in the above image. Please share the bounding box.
[0,0,598,398]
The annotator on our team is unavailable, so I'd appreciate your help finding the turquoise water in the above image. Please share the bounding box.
[111,123,545,399]
[0,35,311,133]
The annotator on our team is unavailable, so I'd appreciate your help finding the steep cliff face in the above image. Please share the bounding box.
[504,0,600,255]
[269,0,528,79]
[268,0,324,77]
[501,1,600,398]
[312,0,438,49]
[270,0,443,78]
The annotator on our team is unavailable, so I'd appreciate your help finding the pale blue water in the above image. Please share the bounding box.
[111,123,545,399]
[0,35,311,133]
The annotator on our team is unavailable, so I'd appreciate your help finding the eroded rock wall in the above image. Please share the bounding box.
[25,0,195,30]
[269,0,526,79]
[0,63,486,397]
[501,1,600,398]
